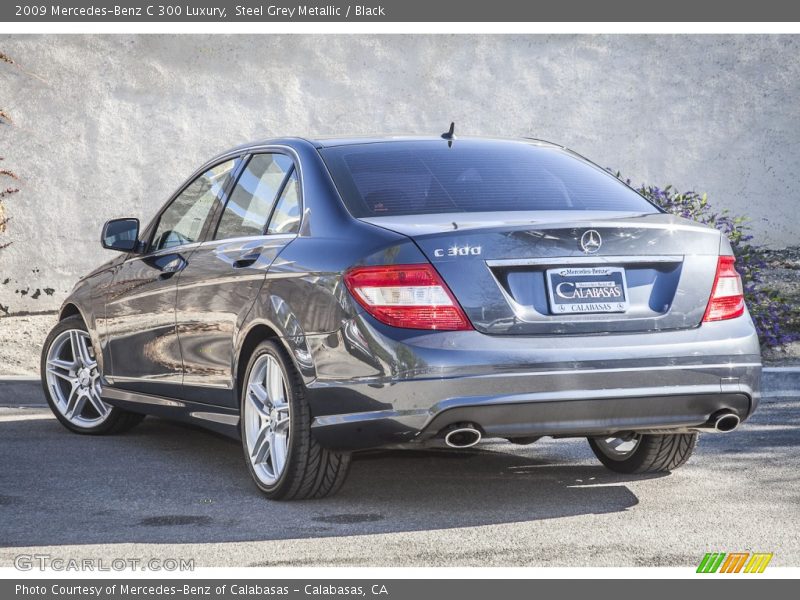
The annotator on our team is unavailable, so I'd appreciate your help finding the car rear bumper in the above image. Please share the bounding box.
[303,313,762,450]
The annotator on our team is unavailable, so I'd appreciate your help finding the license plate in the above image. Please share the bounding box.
[546,266,629,314]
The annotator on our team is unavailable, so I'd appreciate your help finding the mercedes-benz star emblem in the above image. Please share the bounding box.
[580,230,602,254]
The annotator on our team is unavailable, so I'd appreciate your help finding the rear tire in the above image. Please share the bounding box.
[240,340,351,500]
[588,432,697,474]
[41,315,145,435]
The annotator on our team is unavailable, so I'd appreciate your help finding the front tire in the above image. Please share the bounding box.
[240,340,351,500]
[41,315,145,435]
[588,432,697,474]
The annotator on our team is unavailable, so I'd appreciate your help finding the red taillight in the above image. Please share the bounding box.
[703,255,745,322]
[344,264,472,331]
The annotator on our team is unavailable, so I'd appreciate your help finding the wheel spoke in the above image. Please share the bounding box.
[80,338,96,367]
[48,357,76,372]
[247,381,269,414]
[266,359,285,404]
[63,386,78,416]
[273,405,290,433]
[69,331,83,364]
[250,425,271,464]
[65,389,87,420]
[270,431,287,474]
[76,332,96,368]
[47,359,77,383]
[69,331,87,365]
[86,390,109,418]
[599,435,639,458]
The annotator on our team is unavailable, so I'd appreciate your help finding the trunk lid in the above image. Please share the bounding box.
[362,211,722,335]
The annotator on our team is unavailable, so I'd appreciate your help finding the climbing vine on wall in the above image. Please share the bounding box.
[1,51,21,315]
[1,51,20,250]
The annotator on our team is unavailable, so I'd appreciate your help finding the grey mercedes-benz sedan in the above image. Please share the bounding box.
[41,135,761,499]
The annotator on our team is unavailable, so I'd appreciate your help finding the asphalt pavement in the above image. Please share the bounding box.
[0,373,798,567]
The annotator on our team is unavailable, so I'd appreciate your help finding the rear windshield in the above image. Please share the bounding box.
[320,140,658,218]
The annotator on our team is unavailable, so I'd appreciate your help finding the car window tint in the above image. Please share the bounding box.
[152,159,237,251]
[267,169,301,234]
[215,154,294,240]
[320,141,658,217]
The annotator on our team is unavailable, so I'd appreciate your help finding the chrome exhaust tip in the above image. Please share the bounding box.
[697,410,741,433]
[714,412,741,433]
[695,410,741,433]
[444,425,482,448]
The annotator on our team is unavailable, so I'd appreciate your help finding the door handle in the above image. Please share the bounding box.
[159,256,187,279]
[232,253,260,269]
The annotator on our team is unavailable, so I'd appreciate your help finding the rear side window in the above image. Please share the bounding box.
[214,153,294,240]
[320,141,658,217]
[267,169,301,234]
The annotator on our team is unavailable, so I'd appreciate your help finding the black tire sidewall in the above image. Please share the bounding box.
[588,433,696,474]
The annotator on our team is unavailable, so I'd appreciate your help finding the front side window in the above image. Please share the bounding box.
[152,159,237,251]
[215,153,295,240]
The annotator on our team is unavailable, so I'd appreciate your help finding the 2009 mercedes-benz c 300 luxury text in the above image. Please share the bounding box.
[41,135,761,499]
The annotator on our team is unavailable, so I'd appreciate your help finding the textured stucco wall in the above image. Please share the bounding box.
[0,34,798,315]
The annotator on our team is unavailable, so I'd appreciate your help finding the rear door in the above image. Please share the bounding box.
[104,158,238,395]
[174,152,302,407]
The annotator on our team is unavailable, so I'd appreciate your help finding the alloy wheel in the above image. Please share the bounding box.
[243,354,292,486]
[44,329,111,427]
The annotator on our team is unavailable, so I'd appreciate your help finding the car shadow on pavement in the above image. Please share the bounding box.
[0,412,665,548]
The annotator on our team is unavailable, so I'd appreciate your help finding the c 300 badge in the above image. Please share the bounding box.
[433,244,482,258]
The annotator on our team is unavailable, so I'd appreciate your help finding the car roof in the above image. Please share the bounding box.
[306,135,562,149]
[219,135,563,154]
[201,135,570,174]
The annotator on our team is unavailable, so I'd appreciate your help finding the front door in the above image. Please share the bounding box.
[104,158,239,397]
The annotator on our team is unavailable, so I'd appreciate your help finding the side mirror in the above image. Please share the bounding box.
[101,218,140,252]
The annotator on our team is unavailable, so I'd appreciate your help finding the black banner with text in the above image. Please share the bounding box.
[3,579,796,600]
[4,0,800,22]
